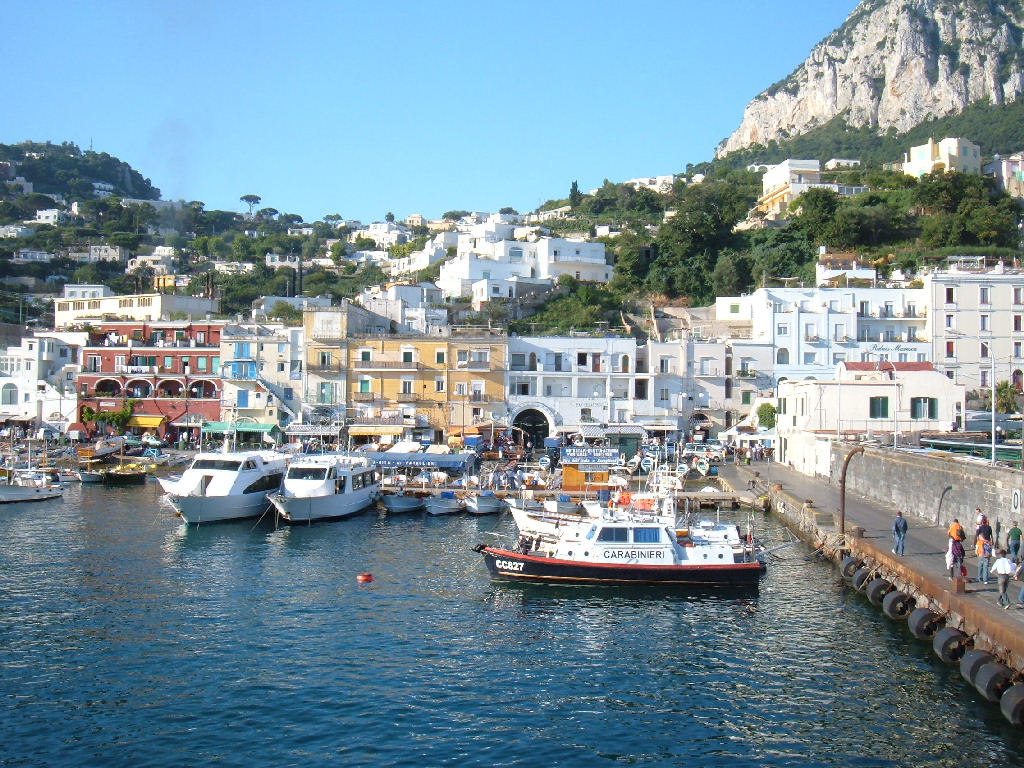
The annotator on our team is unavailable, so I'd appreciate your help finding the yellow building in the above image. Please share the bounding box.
[344,331,507,445]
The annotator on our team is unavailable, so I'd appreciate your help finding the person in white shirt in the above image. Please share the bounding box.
[991,549,1016,609]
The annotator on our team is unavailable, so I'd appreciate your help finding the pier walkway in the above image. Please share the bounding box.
[716,460,1024,670]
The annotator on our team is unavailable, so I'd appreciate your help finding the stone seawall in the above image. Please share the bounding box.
[831,445,1023,535]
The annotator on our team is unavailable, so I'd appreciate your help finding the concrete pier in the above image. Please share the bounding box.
[716,461,1024,677]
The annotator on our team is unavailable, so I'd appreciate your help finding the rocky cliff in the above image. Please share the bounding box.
[716,0,1024,157]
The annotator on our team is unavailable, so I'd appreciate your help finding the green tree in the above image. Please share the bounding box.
[756,403,777,429]
[240,194,261,217]
[385,212,395,223]
[569,180,583,208]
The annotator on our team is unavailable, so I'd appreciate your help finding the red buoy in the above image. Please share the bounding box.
[356,573,373,584]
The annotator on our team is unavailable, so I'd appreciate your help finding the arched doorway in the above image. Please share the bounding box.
[512,408,551,451]
[776,348,790,364]
[0,383,17,405]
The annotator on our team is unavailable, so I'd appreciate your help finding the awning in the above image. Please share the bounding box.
[605,424,647,436]
[349,425,403,436]
[127,415,164,429]
[284,424,342,437]
[202,421,278,434]
[560,425,606,438]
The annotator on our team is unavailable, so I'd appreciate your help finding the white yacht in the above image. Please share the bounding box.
[268,454,380,524]
[158,450,287,524]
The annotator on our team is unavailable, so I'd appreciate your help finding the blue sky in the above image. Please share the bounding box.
[6,0,860,224]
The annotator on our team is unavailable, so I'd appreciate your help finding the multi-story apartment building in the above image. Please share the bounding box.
[506,336,683,450]
[924,263,1024,393]
[76,320,225,442]
[755,159,868,220]
[219,323,303,429]
[0,332,84,433]
[343,332,506,446]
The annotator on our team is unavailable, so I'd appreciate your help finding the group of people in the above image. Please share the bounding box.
[732,443,769,464]
[942,508,1024,610]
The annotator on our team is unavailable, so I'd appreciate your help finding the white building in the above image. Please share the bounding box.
[901,137,981,178]
[923,261,1024,393]
[63,284,114,300]
[355,283,447,335]
[0,332,85,432]
[386,230,459,277]
[127,246,176,275]
[68,245,130,263]
[12,249,56,264]
[437,237,609,300]
[776,362,965,477]
[983,152,1024,200]
[0,225,34,238]
[506,336,684,442]
[252,295,332,320]
[349,221,411,250]
[623,175,676,193]
[219,323,303,426]
[266,252,301,269]
[32,209,67,226]
[212,261,256,275]
[54,293,219,329]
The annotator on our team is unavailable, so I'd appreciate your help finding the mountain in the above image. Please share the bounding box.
[716,0,1024,158]
[0,141,161,201]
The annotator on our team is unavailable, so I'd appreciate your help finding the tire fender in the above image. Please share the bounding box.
[959,649,995,685]
[865,578,893,606]
[852,567,872,591]
[907,607,944,640]
[975,662,1014,703]
[1000,684,1024,727]
[881,590,915,619]
[840,556,861,579]
[932,627,969,664]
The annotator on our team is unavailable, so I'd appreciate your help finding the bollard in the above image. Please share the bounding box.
[851,526,865,540]
[952,577,967,594]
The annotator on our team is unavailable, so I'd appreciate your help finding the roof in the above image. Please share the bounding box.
[842,361,935,372]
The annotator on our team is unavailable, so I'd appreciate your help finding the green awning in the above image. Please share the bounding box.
[201,421,278,434]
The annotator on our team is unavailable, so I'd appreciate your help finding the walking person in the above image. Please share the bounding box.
[949,536,966,580]
[1006,521,1022,562]
[976,533,993,584]
[975,514,993,546]
[891,511,908,556]
[992,549,1016,609]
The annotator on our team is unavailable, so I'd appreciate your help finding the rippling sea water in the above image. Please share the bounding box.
[3,482,1024,767]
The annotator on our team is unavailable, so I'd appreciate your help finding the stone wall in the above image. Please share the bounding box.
[831,444,1023,538]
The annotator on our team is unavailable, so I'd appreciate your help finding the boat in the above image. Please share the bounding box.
[475,503,766,586]
[508,489,674,538]
[0,469,63,503]
[380,490,426,514]
[466,490,506,516]
[75,437,123,461]
[101,463,150,486]
[424,490,466,516]
[268,454,380,525]
[157,449,287,524]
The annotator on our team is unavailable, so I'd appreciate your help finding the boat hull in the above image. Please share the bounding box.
[424,497,465,516]
[166,491,272,524]
[103,471,148,486]
[268,491,376,524]
[466,496,506,516]
[0,486,63,503]
[380,494,425,514]
[476,545,764,587]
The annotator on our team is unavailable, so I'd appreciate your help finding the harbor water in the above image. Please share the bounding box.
[3,482,1024,767]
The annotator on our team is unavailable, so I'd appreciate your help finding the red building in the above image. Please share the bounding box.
[77,320,225,441]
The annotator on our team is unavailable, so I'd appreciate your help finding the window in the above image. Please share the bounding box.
[981,369,989,387]
[401,379,413,394]
[358,378,371,393]
[980,314,990,331]
[777,324,789,336]
[869,396,889,419]
[457,350,468,364]
[402,349,413,363]
[455,383,467,396]
[1015,287,1024,305]
[981,342,990,359]
[471,349,489,364]
[803,352,816,365]
[237,390,249,408]
[1016,315,1023,333]
[659,357,670,374]
[435,377,445,392]
[435,350,445,364]
[196,356,207,372]
[776,349,790,365]
[1016,342,1023,359]
[945,314,954,329]
[834,324,845,341]
[946,341,955,358]
[360,349,371,362]
[910,397,938,420]
[634,380,648,400]
[730,303,740,314]
[633,528,661,544]
[277,362,285,373]
[980,286,991,305]
[319,351,332,366]
[597,527,628,542]
[741,391,752,405]
[658,388,669,402]
[898,353,908,362]
[833,353,846,364]
[577,352,587,366]
[945,287,955,303]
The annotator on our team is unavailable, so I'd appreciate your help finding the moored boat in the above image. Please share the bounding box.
[380,490,426,514]
[424,490,466,516]
[157,449,287,524]
[0,469,63,503]
[466,490,506,516]
[268,454,380,524]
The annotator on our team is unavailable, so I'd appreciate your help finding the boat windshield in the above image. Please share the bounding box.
[287,466,328,480]
[190,459,242,471]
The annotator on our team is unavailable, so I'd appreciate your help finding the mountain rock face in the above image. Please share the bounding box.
[716,0,1024,157]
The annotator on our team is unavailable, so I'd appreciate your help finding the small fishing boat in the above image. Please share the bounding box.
[424,490,465,516]
[380,490,426,514]
[0,469,63,503]
[466,490,506,516]
[75,437,123,461]
[268,454,380,524]
[102,463,150,486]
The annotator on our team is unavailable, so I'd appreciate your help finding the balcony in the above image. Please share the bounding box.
[735,369,758,379]
[457,360,492,371]
[308,363,343,374]
[395,393,418,403]
[694,368,721,378]
[354,360,423,371]
[351,392,377,401]
[115,364,157,374]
